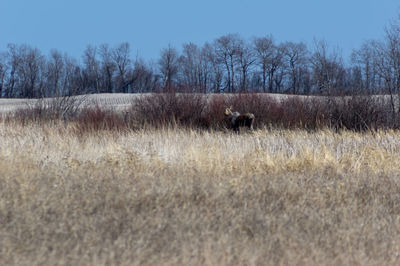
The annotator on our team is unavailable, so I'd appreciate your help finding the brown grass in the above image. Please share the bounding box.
[1,121,400,265]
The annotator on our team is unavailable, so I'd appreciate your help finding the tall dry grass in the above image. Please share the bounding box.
[1,121,400,265]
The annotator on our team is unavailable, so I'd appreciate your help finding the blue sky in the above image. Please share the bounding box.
[1,0,399,61]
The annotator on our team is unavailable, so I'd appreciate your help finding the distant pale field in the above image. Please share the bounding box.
[0,94,142,113]
[0,93,398,115]
[0,93,294,113]
[1,121,400,265]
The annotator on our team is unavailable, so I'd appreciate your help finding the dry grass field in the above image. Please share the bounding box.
[1,118,400,265]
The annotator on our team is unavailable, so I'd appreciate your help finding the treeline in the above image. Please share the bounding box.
[1,17,400,98]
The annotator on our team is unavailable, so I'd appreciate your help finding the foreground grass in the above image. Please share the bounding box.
[1,123,400,265]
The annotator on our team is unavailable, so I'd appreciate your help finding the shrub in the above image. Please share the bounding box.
[278,96,329,130]
[6,96,83,126]
[130,93,400,131]
[4,93,399,132]
[132,93,208,129]
[327,96,397,131]
[73,106,134,135]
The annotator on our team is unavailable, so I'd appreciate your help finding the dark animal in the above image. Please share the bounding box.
[225,107,255,133]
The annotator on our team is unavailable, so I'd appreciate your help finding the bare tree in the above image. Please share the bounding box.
[351,40,382,93]
[62,54,82,96]
[253,36,275,92]
[236,40,256,91]
[176,43,212,93]
[281,41,308,94]
[5,44,22,98]
[214,34,242,92]
[82,45,100,93]
[46,49,64,97]
[203,42,223,93]
[159,44,179,91]
[0,52,8,97]
[99,44,116,93]
[310,39,345,95]
[268,45,284,93]
[112,43,131,93]
[9,44,45,98]
[385,18,400,113]
[179,43,201,91]
[371,16,400,116]
[131,59,157,92]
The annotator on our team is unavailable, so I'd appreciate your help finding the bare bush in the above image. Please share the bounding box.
[131,92,208,128]
[10,95,85,125]
[4,93,399,132]
[73,106,136,136]
[327,96,397,131]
